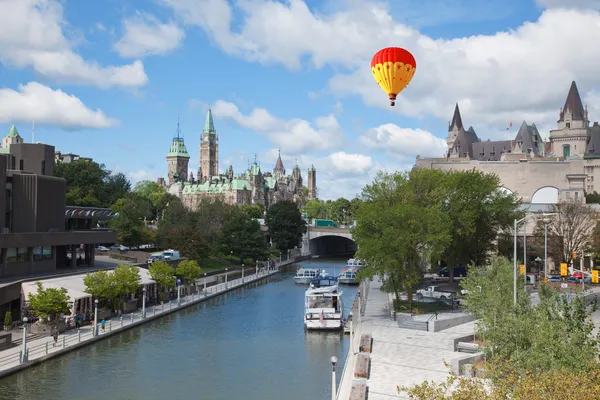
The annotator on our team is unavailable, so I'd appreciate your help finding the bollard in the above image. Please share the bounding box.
[120,316,124,328]
[78,329,81,342]
[109,320,112,332]
[46,341,49,354]
[131,313,134,323]
[62,336,66,348]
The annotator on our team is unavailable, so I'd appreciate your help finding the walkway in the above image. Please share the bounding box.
[0,267,282,379]
[337,277,476,400]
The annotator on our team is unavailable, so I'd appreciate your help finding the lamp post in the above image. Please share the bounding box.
[21,317,28,363]
[514,216,531,305]
[204,273,207,291]
[242,264,245,282]
[225,268,228,286]
[93,299,99,337]
[142,286,146,319]
[541,214,552,279]
[176,279,181,306]
[331,356,338,400]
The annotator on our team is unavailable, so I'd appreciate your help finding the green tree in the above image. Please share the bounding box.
[111,265,141,308]
[331,197,352,225]
[105,172,132,206]
[110,192,152,247]
[133,180,174,220]
[241,204,264,219]
[217,207,268,263]
[305,199,325,219]
[441,170,520,279]
[176,259,202,293]
[353,169,451,311]
[266,201,307,252]
[27,282,71,321]
[83,270,114,301]
[586,190,600,204]
[149,261,176,302]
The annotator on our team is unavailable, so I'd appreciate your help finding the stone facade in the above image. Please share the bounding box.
[416,81,600,204]
[159,110,316,210]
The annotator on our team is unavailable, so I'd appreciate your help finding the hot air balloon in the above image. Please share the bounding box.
[371,47,416,106]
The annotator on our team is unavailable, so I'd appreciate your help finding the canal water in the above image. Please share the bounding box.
[0,258,356,400]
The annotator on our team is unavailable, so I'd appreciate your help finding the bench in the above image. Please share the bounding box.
[349,382,367,400]
[354,353,370,379]
[359,334,372,353]
[457,342,480,353]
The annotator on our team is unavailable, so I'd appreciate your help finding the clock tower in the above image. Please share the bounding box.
[199,107,218,182]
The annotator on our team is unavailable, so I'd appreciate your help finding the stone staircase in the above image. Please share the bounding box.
[397,318,428,331]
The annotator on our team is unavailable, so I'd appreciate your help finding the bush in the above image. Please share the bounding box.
[243,258,254,266]
[219,254,239,264]
[3,311,11,327]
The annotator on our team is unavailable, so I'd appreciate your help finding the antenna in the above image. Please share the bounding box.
[32,121,35,143]
[176,114,181,139]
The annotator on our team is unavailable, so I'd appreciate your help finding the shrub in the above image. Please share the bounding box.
[3,311,12,327]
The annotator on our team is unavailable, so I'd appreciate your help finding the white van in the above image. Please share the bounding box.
[162,250,181,260]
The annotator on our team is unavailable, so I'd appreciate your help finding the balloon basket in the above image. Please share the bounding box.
[390,101,395,106]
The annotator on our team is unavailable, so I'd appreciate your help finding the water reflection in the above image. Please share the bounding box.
[0,258,356,400]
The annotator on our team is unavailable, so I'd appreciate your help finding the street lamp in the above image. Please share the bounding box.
[225,268,228,285]
[176,279,181,306]
[542,214,552,278]
[21,317,28,363]
[142,286,146,319]
[93,299,99,336]
[513,215,532,305]
[331,356,338,400]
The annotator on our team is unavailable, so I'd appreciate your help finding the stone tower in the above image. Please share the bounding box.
[199,108,219,182]
[1,125,24,148]
[307,164,317,200]
[166,119,190,186]
[447,103,463,150]
[549,81,590,158]
[273,149,286,179]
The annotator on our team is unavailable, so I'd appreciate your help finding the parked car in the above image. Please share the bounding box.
[572,272,583,279]
[147,253,165,264]
[96,246,109,252]
[415,286,455,300]
[162,249,180,260]
[548,275,561,282]
[567,277,578,284]
[110,245,130,252]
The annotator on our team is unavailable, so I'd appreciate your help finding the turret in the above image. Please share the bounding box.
[166,119,190,186]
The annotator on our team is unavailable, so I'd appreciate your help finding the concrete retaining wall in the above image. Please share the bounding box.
[429,314,475,332]
[451,352,484,376]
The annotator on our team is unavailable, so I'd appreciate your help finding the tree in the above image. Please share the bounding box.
[331,197,352,225]
[305,199,325,219]
[441,170,521,279]
[83,270,114,302]
[84,266,141,310]
[176,259,202,293]
[27,282,71,321]
[111,265,141,308]
[353,169,451,311]
[105,172,131,206]
[586,191,600,204]
[534,201,598,265]
[149,261,176,302]
[217,207,268,263]
[241,204,264,219]
[133,180,173,220]
[110,192,153,247]
[266,201,307,252]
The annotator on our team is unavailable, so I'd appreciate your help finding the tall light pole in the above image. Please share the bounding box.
[176,279,181,306]
[21,317,28,363]
[93,299,99,336]
[331,356,338,400]
[514,215,531,305]
[142,286,146,319]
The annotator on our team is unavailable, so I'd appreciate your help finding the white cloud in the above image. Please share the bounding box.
[536,0,600,9]
[162,1,600,137]
[115,12,185,58]
[0,0,148,89]
[328,152,372,174]
[211,100,345,153]
[359,124,447,159]
[0,82,118,129]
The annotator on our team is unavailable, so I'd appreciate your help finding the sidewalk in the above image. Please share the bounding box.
[0,267,281,379]
[337,276,476,400]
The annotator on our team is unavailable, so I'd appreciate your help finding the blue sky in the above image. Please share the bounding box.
[2,0,600,199]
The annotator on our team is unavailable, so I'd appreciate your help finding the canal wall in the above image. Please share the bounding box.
[0,267,283,380]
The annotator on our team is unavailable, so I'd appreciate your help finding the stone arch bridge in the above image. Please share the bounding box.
[300,227,357,257]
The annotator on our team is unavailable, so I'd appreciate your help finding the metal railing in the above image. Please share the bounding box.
[0,267,279,372]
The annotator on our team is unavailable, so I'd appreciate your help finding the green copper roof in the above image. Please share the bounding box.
[182,177,250,195]
[203,108,216,135]
[309,164,316,171]
[6,125,20,138]
[250,162,260,176]
[167,138,190,158]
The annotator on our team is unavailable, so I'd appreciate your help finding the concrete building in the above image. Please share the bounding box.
[160,109,316,209]
[0,126,116,316]
[415,81,600,204]
[55,152,92,163]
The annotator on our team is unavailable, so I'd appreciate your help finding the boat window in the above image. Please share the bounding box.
[308,297,334,308]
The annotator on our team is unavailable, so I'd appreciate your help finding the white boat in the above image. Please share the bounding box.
[304,277,344,331]
[338,268,359,285]
[294,268,322,284]
[346,258,363,268]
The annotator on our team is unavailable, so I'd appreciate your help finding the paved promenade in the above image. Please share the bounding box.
[0,266,282,379]
[337,277,476,400]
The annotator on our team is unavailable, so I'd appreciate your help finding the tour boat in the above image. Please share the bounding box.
[338,268,359,285]
[304,277,344,331]
[346,258,363,269]
[294,268,322,284]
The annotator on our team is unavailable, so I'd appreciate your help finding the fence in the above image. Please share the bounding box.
[0,267,280,373]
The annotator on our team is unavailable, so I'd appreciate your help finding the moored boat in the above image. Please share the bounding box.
[338,268,359,285]
[346,258,363,269]
[304,278,344,331]
[294,268,321,284]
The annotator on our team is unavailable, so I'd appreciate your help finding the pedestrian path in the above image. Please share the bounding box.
[337,277,476,400]
[0,267,281,378]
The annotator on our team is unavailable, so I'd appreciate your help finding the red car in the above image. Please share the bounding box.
[572,272,583,279]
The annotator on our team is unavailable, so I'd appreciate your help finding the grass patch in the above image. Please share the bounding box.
[394,299,454,314]
[200,257,230,273]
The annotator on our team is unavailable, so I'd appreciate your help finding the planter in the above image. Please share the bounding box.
[31,321,67,335]
[122,301,137,314]
[3,326,8,331]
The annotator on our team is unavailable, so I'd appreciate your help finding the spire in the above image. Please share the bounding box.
[449,103,463,131]
[175,114,181,139]
[274,150,285,174]
[203,107,216,135]
[6,125,20,138]
[560,81,585,121]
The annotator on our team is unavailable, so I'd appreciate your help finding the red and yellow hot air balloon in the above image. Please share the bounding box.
[371,47,416,106]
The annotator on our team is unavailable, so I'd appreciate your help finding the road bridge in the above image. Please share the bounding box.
[301,226,356,257]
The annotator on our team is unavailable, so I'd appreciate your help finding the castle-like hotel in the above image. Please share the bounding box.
[158,109,317,210]
[416,81,600,204]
